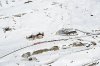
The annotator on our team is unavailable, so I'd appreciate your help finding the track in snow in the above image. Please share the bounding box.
[0,34,98,59]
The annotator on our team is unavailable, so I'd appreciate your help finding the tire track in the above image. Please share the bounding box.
[41,45,94,65]
[0,35,98,59]
[0,38,68,59]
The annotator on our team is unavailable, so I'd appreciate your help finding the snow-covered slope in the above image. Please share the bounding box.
[0,0,100,66]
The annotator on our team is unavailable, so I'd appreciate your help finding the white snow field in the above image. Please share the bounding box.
[0,0,100,66]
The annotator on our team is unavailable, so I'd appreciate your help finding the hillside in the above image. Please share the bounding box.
[0,0,100,66]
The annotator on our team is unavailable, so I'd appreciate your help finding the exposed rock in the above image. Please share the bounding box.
[50,46,59,51]
[26,35,35,40]
[24,1,32,4]
[32,49,49,55]
[32,46,59,55]
[72,42,84,47]
[3,27,12,33]
[26,32,44,40]
[91,41,96,46]
[28,57,38,61]
[22,52,31,58]
[56,28,77,36]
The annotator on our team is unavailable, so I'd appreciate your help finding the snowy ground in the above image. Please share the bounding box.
[0,0,100,66]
